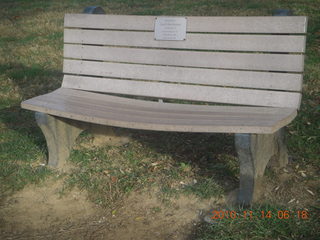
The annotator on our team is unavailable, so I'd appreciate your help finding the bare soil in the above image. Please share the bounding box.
[0,177,221,240]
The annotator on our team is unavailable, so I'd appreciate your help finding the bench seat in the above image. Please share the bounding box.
[22,88,297,134]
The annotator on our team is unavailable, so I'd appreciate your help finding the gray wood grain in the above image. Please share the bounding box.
[21,88,297,134]
[63,59,302,91]
[64,29,306,53]
[64,44,305,72]
[64,14,307,33]
[62,75,302,108]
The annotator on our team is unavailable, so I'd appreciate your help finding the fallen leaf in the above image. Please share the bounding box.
[151,162,161,166]
[306,189,315,196]
[288,198,296,203]
[111,176,118,183]
[135,216,145,221]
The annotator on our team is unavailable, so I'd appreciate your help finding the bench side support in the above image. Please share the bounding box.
[35,112,85,168]
[235,128,288,206]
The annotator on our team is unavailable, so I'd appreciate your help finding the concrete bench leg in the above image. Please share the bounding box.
[35,112,85,169]
[234,128,288,206]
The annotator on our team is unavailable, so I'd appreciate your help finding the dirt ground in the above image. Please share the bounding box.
[1,166,318,240]
[0,176,223,240]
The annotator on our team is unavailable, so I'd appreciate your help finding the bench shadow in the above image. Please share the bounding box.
[1,63,62,100]
[0,105,46,149]
[0,63,62,159]
[130,129,239,192]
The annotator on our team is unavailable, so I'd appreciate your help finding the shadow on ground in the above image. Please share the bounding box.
[130,129,239,191]
[1,63,62,99]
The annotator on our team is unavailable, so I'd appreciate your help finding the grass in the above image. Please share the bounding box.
[0,107,52,194]
[0,0,319,239]
[63,133,227,207]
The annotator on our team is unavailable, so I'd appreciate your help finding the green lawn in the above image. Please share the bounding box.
[0,0,319,239]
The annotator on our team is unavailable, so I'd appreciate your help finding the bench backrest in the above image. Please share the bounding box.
[62,14,307,109]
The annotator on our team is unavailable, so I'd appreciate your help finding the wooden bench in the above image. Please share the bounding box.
[21,13,308,205]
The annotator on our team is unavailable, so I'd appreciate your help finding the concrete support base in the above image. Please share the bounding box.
[35,112,85,168]
[234,128,288,206]
[35,112,131,169]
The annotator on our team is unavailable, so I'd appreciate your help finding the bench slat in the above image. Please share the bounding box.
[64,14,307,34]
[63,59,302,91]
[53,88,295,115]
[62,75,301,108]
[64,44,304,72]
[21,88,297,134]
[64,29,306,53]
[28,95,281,121]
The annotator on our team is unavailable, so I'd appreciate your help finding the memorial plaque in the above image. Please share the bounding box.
[154,17,187,41]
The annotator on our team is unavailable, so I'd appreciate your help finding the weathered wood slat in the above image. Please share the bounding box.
[51,89,294,120]
[29,95,280,121]
[64,14,307,34]
[63,59,302,91]
[62,75,301,108]
[64,45,304,72]
[64,29,306,53]
[53,88,296,115]
[21,88,297,134]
